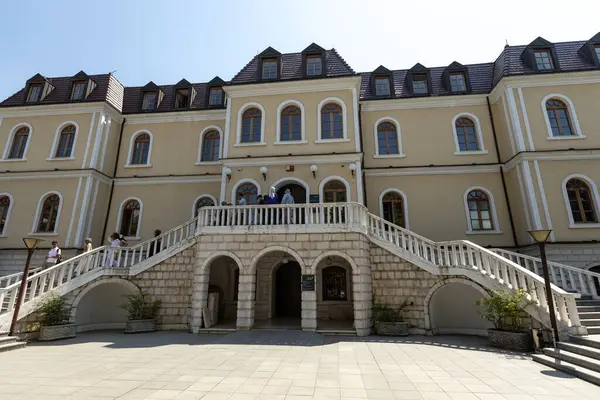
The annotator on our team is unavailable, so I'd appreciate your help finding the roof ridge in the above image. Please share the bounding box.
[330,48,356,74]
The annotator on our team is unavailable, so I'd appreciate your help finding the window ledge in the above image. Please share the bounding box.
[373,153,406,159]
[547,135,586,141]
[46,156,75,161]
[0,158,27,163]
[465,230,503,235]
[315,138,351,144]
[233,142,267,147]
[274,140,308,145]
[454,150,489,156]
[28,232,59,237]
[195,161,221,166]
[124,164,152,169]
[568,223,600,229]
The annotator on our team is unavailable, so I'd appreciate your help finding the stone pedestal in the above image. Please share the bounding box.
[301,291,317,331]
[237,273,256,329]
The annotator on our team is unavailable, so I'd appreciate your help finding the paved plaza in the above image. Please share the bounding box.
[0,331,599,400]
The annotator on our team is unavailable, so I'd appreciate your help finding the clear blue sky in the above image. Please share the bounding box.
[0,0,597,100]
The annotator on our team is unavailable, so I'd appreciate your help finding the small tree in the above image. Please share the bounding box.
[121,289,162,321]
[38,294,72,326]
[475,289,535,332]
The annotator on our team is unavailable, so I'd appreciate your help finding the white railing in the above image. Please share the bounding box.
[0,268,41,288]
[493,248,600,299]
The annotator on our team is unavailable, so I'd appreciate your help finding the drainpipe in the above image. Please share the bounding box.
[358,103,367,207]
[101,117,126,242]
[487,97,518,247]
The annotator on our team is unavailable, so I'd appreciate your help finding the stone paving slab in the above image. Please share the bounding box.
[0,331,599,399]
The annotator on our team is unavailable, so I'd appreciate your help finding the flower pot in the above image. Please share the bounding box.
[125,319,157,333]
[375,321,409,336]
[487,329,533,351]
[39,323,77,341]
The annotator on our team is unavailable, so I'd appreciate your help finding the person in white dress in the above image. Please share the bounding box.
[105,233,121,267]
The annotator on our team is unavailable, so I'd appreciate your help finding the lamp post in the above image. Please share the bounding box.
[9,237,44,336]
[528,229,559,344]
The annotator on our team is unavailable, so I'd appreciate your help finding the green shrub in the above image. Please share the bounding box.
[38,293,72,326]
[373,300,407,323]
[121,289,162,321]
[475,289,535,332]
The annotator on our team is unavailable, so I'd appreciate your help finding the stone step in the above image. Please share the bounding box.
[577,300,600,306]
[0,341,26,353]
[580,312,600,320]
[559,342,600,361]
[571,335,600,350]
[585,327,600,335]
[532,354,600,386]
[0,336,17,345]
[543,348,600,374]
[578,306,600,313]
[315,329,357,336]
[580,319,600,327]
[198,328,236,335]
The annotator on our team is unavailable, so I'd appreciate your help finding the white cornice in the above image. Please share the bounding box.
[360,95,488,111]
[503,150,600,172]
[364,164,500,177]
[223,76,361,98]
[0,169,111,184]
[0,102,105,118]
[114,176,221,185]
[223,152,362,167]
[125,110,226,124]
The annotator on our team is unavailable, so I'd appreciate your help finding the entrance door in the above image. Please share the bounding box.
[275,261,301,318]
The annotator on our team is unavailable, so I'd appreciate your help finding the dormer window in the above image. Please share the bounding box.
[375,77,391,96]
[142,92,157,111]
[449,72,466,92]
[262,58,278,80]
[174,89,190,109]
[534,49,553,71]
[71,81,87,100]
[307,55,322,76]
[413,74,428,94]
[209,88,223,106]
[27,85,42,103]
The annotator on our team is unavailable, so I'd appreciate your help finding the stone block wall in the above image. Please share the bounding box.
[519,243,600,270]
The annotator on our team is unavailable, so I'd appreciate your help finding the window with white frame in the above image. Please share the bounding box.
[545,99,574,137]
[455,117,480,151]
[466,190,495,231]
[280,105,302,141]
[201,130,220,162]
[241,108,262,143]
[120,199,141,237]
[36,194,61,233]
[320,103,343,139]
[54,124,76,158]
[7,126,30,159]
[381,191,406,228]
[130,133,151,165]
[566,178,598,224]
[0,194,11,235]
[376,121,399,155]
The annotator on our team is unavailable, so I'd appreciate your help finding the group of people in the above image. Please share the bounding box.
[236,187,295,206]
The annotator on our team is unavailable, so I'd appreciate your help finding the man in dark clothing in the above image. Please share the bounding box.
[148,229,162,257]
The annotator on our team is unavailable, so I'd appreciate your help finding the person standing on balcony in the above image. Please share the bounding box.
[281,189,295,224]
[148,229,162,257]
[266,187,278,224]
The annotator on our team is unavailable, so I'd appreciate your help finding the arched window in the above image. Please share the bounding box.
[36,194,60,233]
[280,105,301,141]
[566,179,598,223]
[194,197,215,217]
[324,180,347,203]
[322,266,347,301]
[382,191,405,228]
[546,99,573,137]
[320,103,343,139]
[0,195,10,234]
[466,190,494,231]
[120,199,141,237]
[201,131,220,162]
[236,183,258,204]
[241,108,262,143]
[55,124,76,158]
[8,126,30,159]
[455,117,480,151]
[377,122,399,155]
[131,133,151,165]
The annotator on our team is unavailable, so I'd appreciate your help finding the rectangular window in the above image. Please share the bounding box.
[71,81,87,100]
[375,77,391,96]
[262,59,277,80]
[306,55,322,76]
[449,73,466,92]
[534,50,553,71]
[412,74,428,94]
[595,45,600,61]
[142,92,157,111]
[209,88,222,106]
[27,85,42,103]
[174,89,189,109]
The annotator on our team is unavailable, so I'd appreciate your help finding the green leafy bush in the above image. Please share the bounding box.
[122,289,162,321]
[38,293,72,326]
[475,289,535,332]
[373,300,407,323]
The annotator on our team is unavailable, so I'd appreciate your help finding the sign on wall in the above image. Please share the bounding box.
[302,274,315,291]
[309,194,320,203]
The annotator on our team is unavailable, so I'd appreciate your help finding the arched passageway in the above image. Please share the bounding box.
[204,255,240,328]
[314,254,355,331]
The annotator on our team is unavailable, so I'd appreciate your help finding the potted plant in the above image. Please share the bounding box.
[122,288,162,333]
[475,289,535,351]
[373,300,409,336]
[38,293,76,341]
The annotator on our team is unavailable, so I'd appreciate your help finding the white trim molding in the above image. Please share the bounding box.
[316,97,348,143]
[373,117,406,158]
[561,174,600,229]
[275,100,306,145]
[196,125,224,164]
[236,102,266,146]
[30,191,64,235]
[517,88,535,151]
[271,177,310,203]
[541,93,585,139]
[378,188,409,229]
[116,197,143,240]
[0,192,14,236]
[231,178,262,204]
[48,120,80,160]
[192,194,218,218]
[533,160,555,242]
[318,175,352,203]
[125,129,153,168]
[1,122,33,161]
[451,112,487,156]
[365,164,500,177]
[463,186,502,235]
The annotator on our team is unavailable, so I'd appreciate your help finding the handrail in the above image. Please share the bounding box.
[0,268,41,288]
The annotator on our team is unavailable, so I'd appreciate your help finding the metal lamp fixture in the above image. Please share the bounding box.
[310,164,318,179]
[223,167,232,183]
[260,166,268,181]
[348,163,357,177]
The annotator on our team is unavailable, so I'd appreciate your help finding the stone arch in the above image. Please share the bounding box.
[249,245,306,275]
[198,250,244,275]
[309,250,358,275]
[424,277,491,335]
